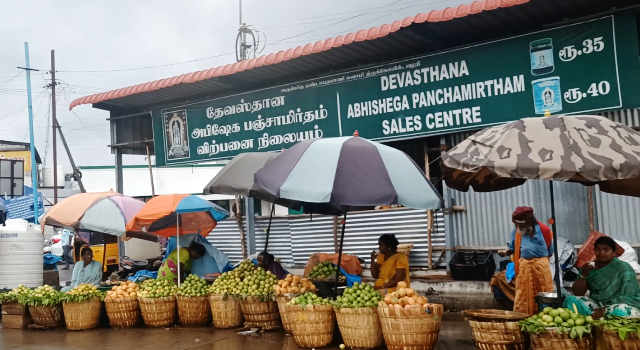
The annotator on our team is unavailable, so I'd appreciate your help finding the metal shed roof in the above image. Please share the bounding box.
[71,0,638,111]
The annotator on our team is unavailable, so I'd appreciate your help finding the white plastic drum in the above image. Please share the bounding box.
[0,219,43,289]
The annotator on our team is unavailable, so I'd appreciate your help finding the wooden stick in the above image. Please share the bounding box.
[235,196,247,259]
[332,216,339,253]
[424,145,433,270]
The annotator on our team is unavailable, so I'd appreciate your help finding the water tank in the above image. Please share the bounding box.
[0,219,43,288]
[43,166,64,188]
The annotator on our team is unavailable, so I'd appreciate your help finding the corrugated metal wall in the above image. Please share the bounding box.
[446,180,590,248]
[208,209,444,267]
[594,187,640,244]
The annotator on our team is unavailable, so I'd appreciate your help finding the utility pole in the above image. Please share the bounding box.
[56,122,86,193]
[239,0,247,61]
[51,50,58,203]
[17,42,40,224]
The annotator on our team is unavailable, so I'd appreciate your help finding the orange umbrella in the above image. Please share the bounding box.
[125,194,230,238]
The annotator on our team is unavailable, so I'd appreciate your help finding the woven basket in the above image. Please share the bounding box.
[139,296,176,327]
[468,319,527,350]
[530,328,594,350]
[601,327,640,350]
[104,296,140,328]
[377,304,444,350]
[62,298,102,331]
[176,295,211,326]
[287,304,335,349]
[397,243,414,256]
[463,309,529,323]
[335,307,383,349]
[28,305,64,328]
[240,296,281,330]
[277,296,295,333]
[209,295,243,329]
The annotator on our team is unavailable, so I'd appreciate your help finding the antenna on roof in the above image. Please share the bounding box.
[236,0,265,62]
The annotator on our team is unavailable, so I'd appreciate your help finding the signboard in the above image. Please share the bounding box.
[153,13,640,166]
[0,186,44,222]
[0,151,31,172]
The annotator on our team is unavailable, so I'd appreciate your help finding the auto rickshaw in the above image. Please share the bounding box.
[73,231,120,280]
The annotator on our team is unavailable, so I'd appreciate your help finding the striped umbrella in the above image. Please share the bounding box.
[253,134,443,214]
[253,133,442,295]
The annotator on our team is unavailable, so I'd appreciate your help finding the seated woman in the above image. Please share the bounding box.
[61,247,102,292]
[159,242,206,283]
[371,234,410,293]
[257,251,287,280]
[564,236,640,319]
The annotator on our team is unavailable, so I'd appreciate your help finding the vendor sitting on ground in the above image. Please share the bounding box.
[61,247,102,292]
[371,234,410,293]
[564,236,640,319]
[159,242,206,283]
[499,206,554,316]
[257,251,287,280]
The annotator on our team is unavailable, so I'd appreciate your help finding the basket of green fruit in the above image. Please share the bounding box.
[25,285,65,328]
[597,317,640,350]
[61,284,104,331]
[208,270,244,328]
[306,261,346,283]
[137,278,178,327]
[518,307,595,350]
[287,293,335,349]
[176,274,211,326]
[238,267,281,330]
[334,282,384,350]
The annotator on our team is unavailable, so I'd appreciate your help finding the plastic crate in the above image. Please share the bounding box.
[449,251,496,281]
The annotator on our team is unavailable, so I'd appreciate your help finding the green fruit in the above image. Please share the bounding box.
[570,313,579,320]
[575,318,585,326]
[549,310,560,318]
[554,316,564,324]
[543,307,553,314]
[543,315,554,323]
[560,312,570,321]
[561,322,569,327]
[538,312,545,318]
[585,316,594,323]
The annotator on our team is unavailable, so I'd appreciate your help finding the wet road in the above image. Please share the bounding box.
[0,313,476,350]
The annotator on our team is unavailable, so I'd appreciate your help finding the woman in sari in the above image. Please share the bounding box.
[371,234,410,293]
[257,251,288,280]
[499,206,554,316]
[564,236,640,319]
[61,247,102,292]
[159,242,206,283]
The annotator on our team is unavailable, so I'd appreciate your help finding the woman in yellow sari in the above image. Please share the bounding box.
[371,234,410,293]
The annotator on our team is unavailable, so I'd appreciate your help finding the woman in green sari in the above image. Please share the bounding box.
[564,236,640,319]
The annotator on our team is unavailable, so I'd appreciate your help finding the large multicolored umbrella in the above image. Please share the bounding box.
[253,134,443,215]
[442,114,640,303]
[203,152,279,197]
[253,133,442,295]
[40,191,145,236]
[126,194,230,238]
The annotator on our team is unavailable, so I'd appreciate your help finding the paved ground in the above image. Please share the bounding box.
[0,313,475,350]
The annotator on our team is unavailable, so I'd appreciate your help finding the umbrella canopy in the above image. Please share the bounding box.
[40,191,145,236]
[203,152,279,196]
[253,135,443,214]
[126,194,230,237]
[442,115,640,197]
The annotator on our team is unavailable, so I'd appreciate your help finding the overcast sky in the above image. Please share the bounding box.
[0,0,468,173]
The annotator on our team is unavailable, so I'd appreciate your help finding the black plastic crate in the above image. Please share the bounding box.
[449,251,496,281]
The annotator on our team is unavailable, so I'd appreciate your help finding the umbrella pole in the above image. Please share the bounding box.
[264,203,275,252]
[334,211,347,298]
[177,213,180,287]
[549,182,563,305]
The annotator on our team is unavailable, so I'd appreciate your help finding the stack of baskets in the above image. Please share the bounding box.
[601,327,640,350]
[138,296,176,327]
[240,296,281,330]
[277,295,295,333]
[287,304,335,349]
[28,305,64,328]
[176,295,211,326]
[104,296,140,328]
[62,297,102,331]
[529,328,594,350]
[377,303,444,350]
[335,307,383,349]
[209,295,243,328]
[462,309,529,350]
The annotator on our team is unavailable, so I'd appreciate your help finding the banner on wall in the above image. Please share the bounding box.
[153,12,640,166]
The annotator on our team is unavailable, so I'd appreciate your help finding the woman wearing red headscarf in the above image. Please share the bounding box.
[499,206,554,315]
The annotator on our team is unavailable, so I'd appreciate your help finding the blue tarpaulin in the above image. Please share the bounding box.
[164,234,230,278]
